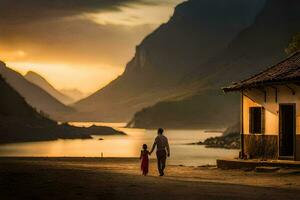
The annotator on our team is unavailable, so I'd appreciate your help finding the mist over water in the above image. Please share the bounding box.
[0,122,238,166]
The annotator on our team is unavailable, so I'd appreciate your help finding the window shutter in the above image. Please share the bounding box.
[249,107,253,133]
[249,107,263,134]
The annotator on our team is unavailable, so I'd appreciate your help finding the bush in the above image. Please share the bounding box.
[285,33,300,55]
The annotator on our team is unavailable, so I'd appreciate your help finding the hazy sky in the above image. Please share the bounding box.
[0,0,184,93]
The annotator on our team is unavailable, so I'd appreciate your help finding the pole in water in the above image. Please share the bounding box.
[101,152,103,158]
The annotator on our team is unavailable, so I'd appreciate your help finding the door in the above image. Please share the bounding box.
[279,104,296,158]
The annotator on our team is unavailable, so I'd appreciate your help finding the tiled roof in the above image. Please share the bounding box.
[223,51,300,92]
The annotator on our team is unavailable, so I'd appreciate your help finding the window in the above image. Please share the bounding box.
[249,107,265,134]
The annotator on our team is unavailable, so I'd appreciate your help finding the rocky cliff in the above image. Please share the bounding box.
[73,0,265,123]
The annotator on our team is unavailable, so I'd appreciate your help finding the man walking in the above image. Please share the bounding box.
[150,128,170,176]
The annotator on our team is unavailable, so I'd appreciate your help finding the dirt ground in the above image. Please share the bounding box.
[0,157,300,200]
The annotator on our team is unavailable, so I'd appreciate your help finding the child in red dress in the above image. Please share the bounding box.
[140,144,150,176]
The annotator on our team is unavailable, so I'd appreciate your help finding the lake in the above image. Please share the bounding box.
[0,122,239,166]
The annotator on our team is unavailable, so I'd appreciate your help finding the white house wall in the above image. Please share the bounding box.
[243,85,300,135]
[243,85,300,160]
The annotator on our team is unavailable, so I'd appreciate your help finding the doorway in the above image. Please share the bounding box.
[279,104,296,158]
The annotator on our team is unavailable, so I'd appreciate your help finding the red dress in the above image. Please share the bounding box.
[140,150,149,175]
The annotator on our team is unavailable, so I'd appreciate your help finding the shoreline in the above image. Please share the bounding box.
[189,132,240,149]
[0,124,126,144]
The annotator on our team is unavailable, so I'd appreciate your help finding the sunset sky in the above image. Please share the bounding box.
[0,0,183,93]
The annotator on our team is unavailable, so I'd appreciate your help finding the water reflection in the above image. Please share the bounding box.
[0,122,239,166]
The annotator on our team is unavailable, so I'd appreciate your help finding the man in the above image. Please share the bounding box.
[149,128,170,176]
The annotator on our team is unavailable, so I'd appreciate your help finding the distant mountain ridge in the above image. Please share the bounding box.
[0,61,73,121]
[25,71,74,105]
[73,0,266,123]
[60,88,86,102]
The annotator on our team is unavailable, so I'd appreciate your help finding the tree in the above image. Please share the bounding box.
[285,33,300,55]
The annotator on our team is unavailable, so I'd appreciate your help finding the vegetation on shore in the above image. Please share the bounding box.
[191,124,240,149]
[194,132,240,149]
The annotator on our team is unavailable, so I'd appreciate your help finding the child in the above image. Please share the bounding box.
[140,144,150,176]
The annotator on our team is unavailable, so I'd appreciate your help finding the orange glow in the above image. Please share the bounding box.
[6,61,124,94]
[0,0,184,93]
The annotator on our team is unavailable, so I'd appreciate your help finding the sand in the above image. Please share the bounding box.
[0,157,300,200]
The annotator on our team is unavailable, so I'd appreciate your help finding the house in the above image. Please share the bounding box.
[223,52,300,161]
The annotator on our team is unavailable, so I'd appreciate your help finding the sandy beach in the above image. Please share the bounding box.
[0,157,300,200]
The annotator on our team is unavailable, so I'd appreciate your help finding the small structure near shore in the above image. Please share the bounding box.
[223,52,300,161]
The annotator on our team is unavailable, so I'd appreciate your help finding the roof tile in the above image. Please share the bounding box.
[223,51,300,92]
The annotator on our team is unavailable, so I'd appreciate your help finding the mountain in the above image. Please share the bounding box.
[25,71,74,105]
[73,0,265,122]
[129,0,300,128]
[0,74,83,143]
[0,61,73,121]
[60,88,86,102]
[0,75,124,143]
[127,90,239,129]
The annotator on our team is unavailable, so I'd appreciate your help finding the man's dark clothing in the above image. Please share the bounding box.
[156,150,167,175]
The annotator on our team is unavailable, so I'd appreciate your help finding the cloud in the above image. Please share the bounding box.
[0,0,153,25]
[86,0,180,26]
[0,16,155,67]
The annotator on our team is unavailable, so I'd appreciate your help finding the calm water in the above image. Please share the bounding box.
[0,122,238,166]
